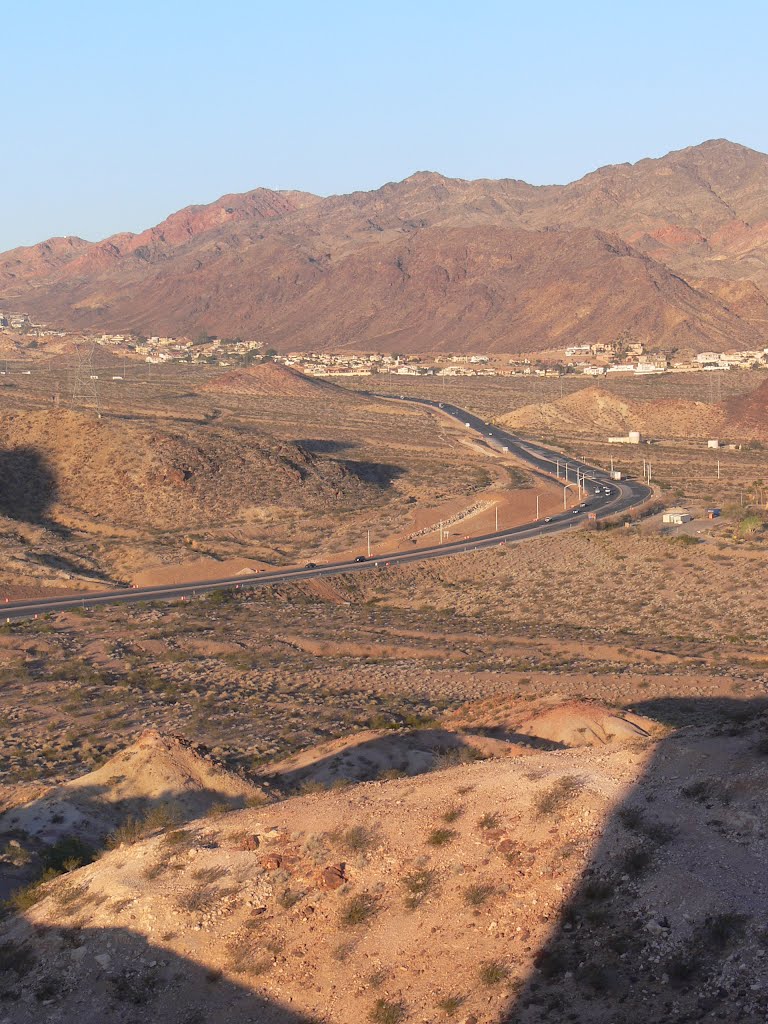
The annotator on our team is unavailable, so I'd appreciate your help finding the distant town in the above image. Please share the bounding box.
[1,309,767,377]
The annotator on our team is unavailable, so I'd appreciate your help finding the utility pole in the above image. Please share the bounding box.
[71,342,101,417]
[555,459,560,479]
[495,504,498,532]
[367,529,371,558]
[536,493,540,520]
[717,460,721,480]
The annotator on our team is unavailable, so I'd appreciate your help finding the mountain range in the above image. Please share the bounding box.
[3,139,768,353]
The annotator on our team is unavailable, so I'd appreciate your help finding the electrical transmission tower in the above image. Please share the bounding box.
[71,342,101,416]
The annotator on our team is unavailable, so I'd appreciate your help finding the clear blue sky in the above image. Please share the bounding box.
[3,0,767,250]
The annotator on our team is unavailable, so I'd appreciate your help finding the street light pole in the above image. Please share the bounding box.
[367,529,371,558]
[536,493,540,520]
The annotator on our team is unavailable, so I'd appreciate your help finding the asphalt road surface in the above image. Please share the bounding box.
[1,397,652,620]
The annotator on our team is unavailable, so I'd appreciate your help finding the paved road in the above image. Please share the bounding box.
[1,398,652,620]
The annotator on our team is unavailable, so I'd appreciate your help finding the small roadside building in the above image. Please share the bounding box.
[662,507,693,525]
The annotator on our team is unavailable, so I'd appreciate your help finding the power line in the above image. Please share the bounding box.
[70,342,101,416]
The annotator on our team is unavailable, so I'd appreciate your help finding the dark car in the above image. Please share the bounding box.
[305,562,317,569]
[354,555,367,562]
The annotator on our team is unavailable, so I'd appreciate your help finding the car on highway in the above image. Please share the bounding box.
[305,562,317,569]
[354,555,366,562]
[544,517,552,523]
[571,509,580,514]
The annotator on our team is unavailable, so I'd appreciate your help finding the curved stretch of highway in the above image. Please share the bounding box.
[2,398,652,620]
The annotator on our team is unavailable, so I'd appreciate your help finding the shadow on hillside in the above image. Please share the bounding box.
[260,726,565,792]
[340,459,405,489]
[0,447,58,523]
[0,921,323,1023]
[500,696,768,1024]
[0,782,258,901]
[295,438,355,454]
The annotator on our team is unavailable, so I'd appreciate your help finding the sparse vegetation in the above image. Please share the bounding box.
[535,775,582,816]
[426,827,457,847]
[479,960,510,986]
[402,867,437,909]
[339,893,378,927]
[369,998,405,1024]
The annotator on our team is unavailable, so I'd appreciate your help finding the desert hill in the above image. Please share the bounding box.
[5,707,768,1023]
[499,386,725,439]
[201,361,355,399]
[0,408,373,530]
[723,378,768,436]
[0,730,264,847]
[500,378,768,440]
[3,140,768,352]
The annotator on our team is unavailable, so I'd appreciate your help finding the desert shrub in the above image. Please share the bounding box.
[369,998,405,1024]
[193,866,228,884]
[478,812,500,830]
[402,867,436,909]
[339,825,376,853]
[681,780,715,803]
[0,941,35,977]
[619,845,653,877]
[700,912,749,952]
[162,828,196,849]
[436,994,464,1016]
[463,883,495,907]
[479,960,510,986]
[106,803,182,848]
[177,884,220,914]
[434,745,486,769]
[42,836,95,873]
[426,828,456,847]
[535,775,582,816]
[332,941,356,962]
[339,893,378,927]
[441,805,464,824]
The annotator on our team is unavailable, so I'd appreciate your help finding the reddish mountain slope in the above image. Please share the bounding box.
[3,140,768,352]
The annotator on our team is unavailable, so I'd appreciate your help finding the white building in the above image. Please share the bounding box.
[662,507,693,525]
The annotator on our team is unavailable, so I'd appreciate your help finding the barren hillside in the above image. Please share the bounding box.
[4,712,768,1024]
[3,140,768,352]
[201,362,358,400]
[499,386,725,439]
[498,375,768,441]
[0,408,373,530]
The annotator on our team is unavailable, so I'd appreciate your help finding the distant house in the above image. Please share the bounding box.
[662,507,693,525]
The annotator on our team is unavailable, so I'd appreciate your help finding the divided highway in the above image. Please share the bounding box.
[2,398,652,620]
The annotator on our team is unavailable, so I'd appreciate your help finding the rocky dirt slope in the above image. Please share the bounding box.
[3,709,768,1023]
